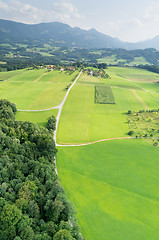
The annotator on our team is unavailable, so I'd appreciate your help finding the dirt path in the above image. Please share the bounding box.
[17,106,59,112]
[131,90,150,109]
[56,137,135,147]
[54,71,82,143]
[34,72,49,82]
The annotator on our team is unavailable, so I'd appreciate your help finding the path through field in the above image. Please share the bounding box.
[54,70,82,143]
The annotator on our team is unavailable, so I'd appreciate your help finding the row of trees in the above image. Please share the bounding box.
[0,99,83,240]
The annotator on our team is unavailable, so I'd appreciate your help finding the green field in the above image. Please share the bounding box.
[57,84,130,144]
[110,66,159,81]
[0,69,79,110]
[95,85,115,104]
[0,69,25,80]
[16,109,58,127]
[1,66,159,240]
[57,140,159,240]
[57,69,159,144]
[78,71,141,89]
[97,56,149,66]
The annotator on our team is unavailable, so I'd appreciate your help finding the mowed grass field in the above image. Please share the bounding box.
[57,139,159,240]
[57,69,159,144]
[0,69,79,110]
[110,66,159,93]
[1,66,159,240]
[16,109,58,127]
[0,69,24,80]
[57,84,128,144]
[57,66,159,239]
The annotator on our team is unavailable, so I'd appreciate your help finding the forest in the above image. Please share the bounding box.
[1,44,159,72]
[0,99,83,240]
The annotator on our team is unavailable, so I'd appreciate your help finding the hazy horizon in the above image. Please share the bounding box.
[0,0,159,43]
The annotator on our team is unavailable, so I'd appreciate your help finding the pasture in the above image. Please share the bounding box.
[78,71,141,89]
[110,66,159,81]
[57,139,159,240]
[97,56,149,66]
[1,66,159,240]
[57,72,159,144]
[16,109,58,127]
[0,69,25,80]
[0,69,79,110]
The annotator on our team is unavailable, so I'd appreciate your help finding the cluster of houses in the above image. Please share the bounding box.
[44,65,76,72]
[83,68,110,78]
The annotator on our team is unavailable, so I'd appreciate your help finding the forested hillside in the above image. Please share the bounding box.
[0,99,82,240]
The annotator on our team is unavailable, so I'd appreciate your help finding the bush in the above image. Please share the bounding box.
[128,131,134,136]
[46,116,56,131]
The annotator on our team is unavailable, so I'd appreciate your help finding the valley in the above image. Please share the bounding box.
[0,66,159,239]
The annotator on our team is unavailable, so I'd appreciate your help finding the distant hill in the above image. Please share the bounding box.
[1,19,159,50]
[127,36,159,50]
[0,19,126,49]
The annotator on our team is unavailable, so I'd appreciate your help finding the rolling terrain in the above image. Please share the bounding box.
[1,66,159,239]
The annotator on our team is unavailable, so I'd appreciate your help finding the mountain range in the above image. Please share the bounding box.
[0,19,159,50]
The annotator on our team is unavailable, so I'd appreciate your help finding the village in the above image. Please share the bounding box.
[43,64,111,78]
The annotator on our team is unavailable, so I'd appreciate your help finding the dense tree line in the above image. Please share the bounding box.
[0,99,83,240]
[137,64,159,74]
[2,44,159,72]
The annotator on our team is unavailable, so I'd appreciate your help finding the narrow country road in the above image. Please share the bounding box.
[54,70,82,144]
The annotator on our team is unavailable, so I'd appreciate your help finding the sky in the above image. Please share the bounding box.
[1,0,159,42]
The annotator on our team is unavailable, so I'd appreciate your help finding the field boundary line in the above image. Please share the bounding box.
[17,71,82,112]
[131,90,150,109]
[56,137,135,147]
[34,72,49,82]
[54,70,82,144]
[17,106,59,112]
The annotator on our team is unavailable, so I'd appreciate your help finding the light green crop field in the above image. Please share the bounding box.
[109,66,159,93]
[16,109,58,127]
[57,139,159,240]
[7,69,79,83]
[110,66,159,79]
[0,69,79,110]
[8,69,46,82]
[78,71,140,89]
[97,56,149,66]
[38,70,79,83]
[0,69,25,80]
[0,81,68,110]
[57,66,159,239]
[57,82,159,144]
[57,84,127,144]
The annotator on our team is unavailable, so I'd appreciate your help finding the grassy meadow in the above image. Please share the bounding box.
[0,69,79,110]
[57,68,159,144]
[16,109,58,127]
[1,66,159,240]
[57,140,159,240]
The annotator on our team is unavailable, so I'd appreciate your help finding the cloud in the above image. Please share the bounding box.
[0,0,84,25]
[52,1,83,22]
[96,18,145,42]
[0,0,44,23]
[0,0,9,11]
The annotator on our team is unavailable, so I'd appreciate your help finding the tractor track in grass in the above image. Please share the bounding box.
[17,106,60,112]
[56,137,135,147]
